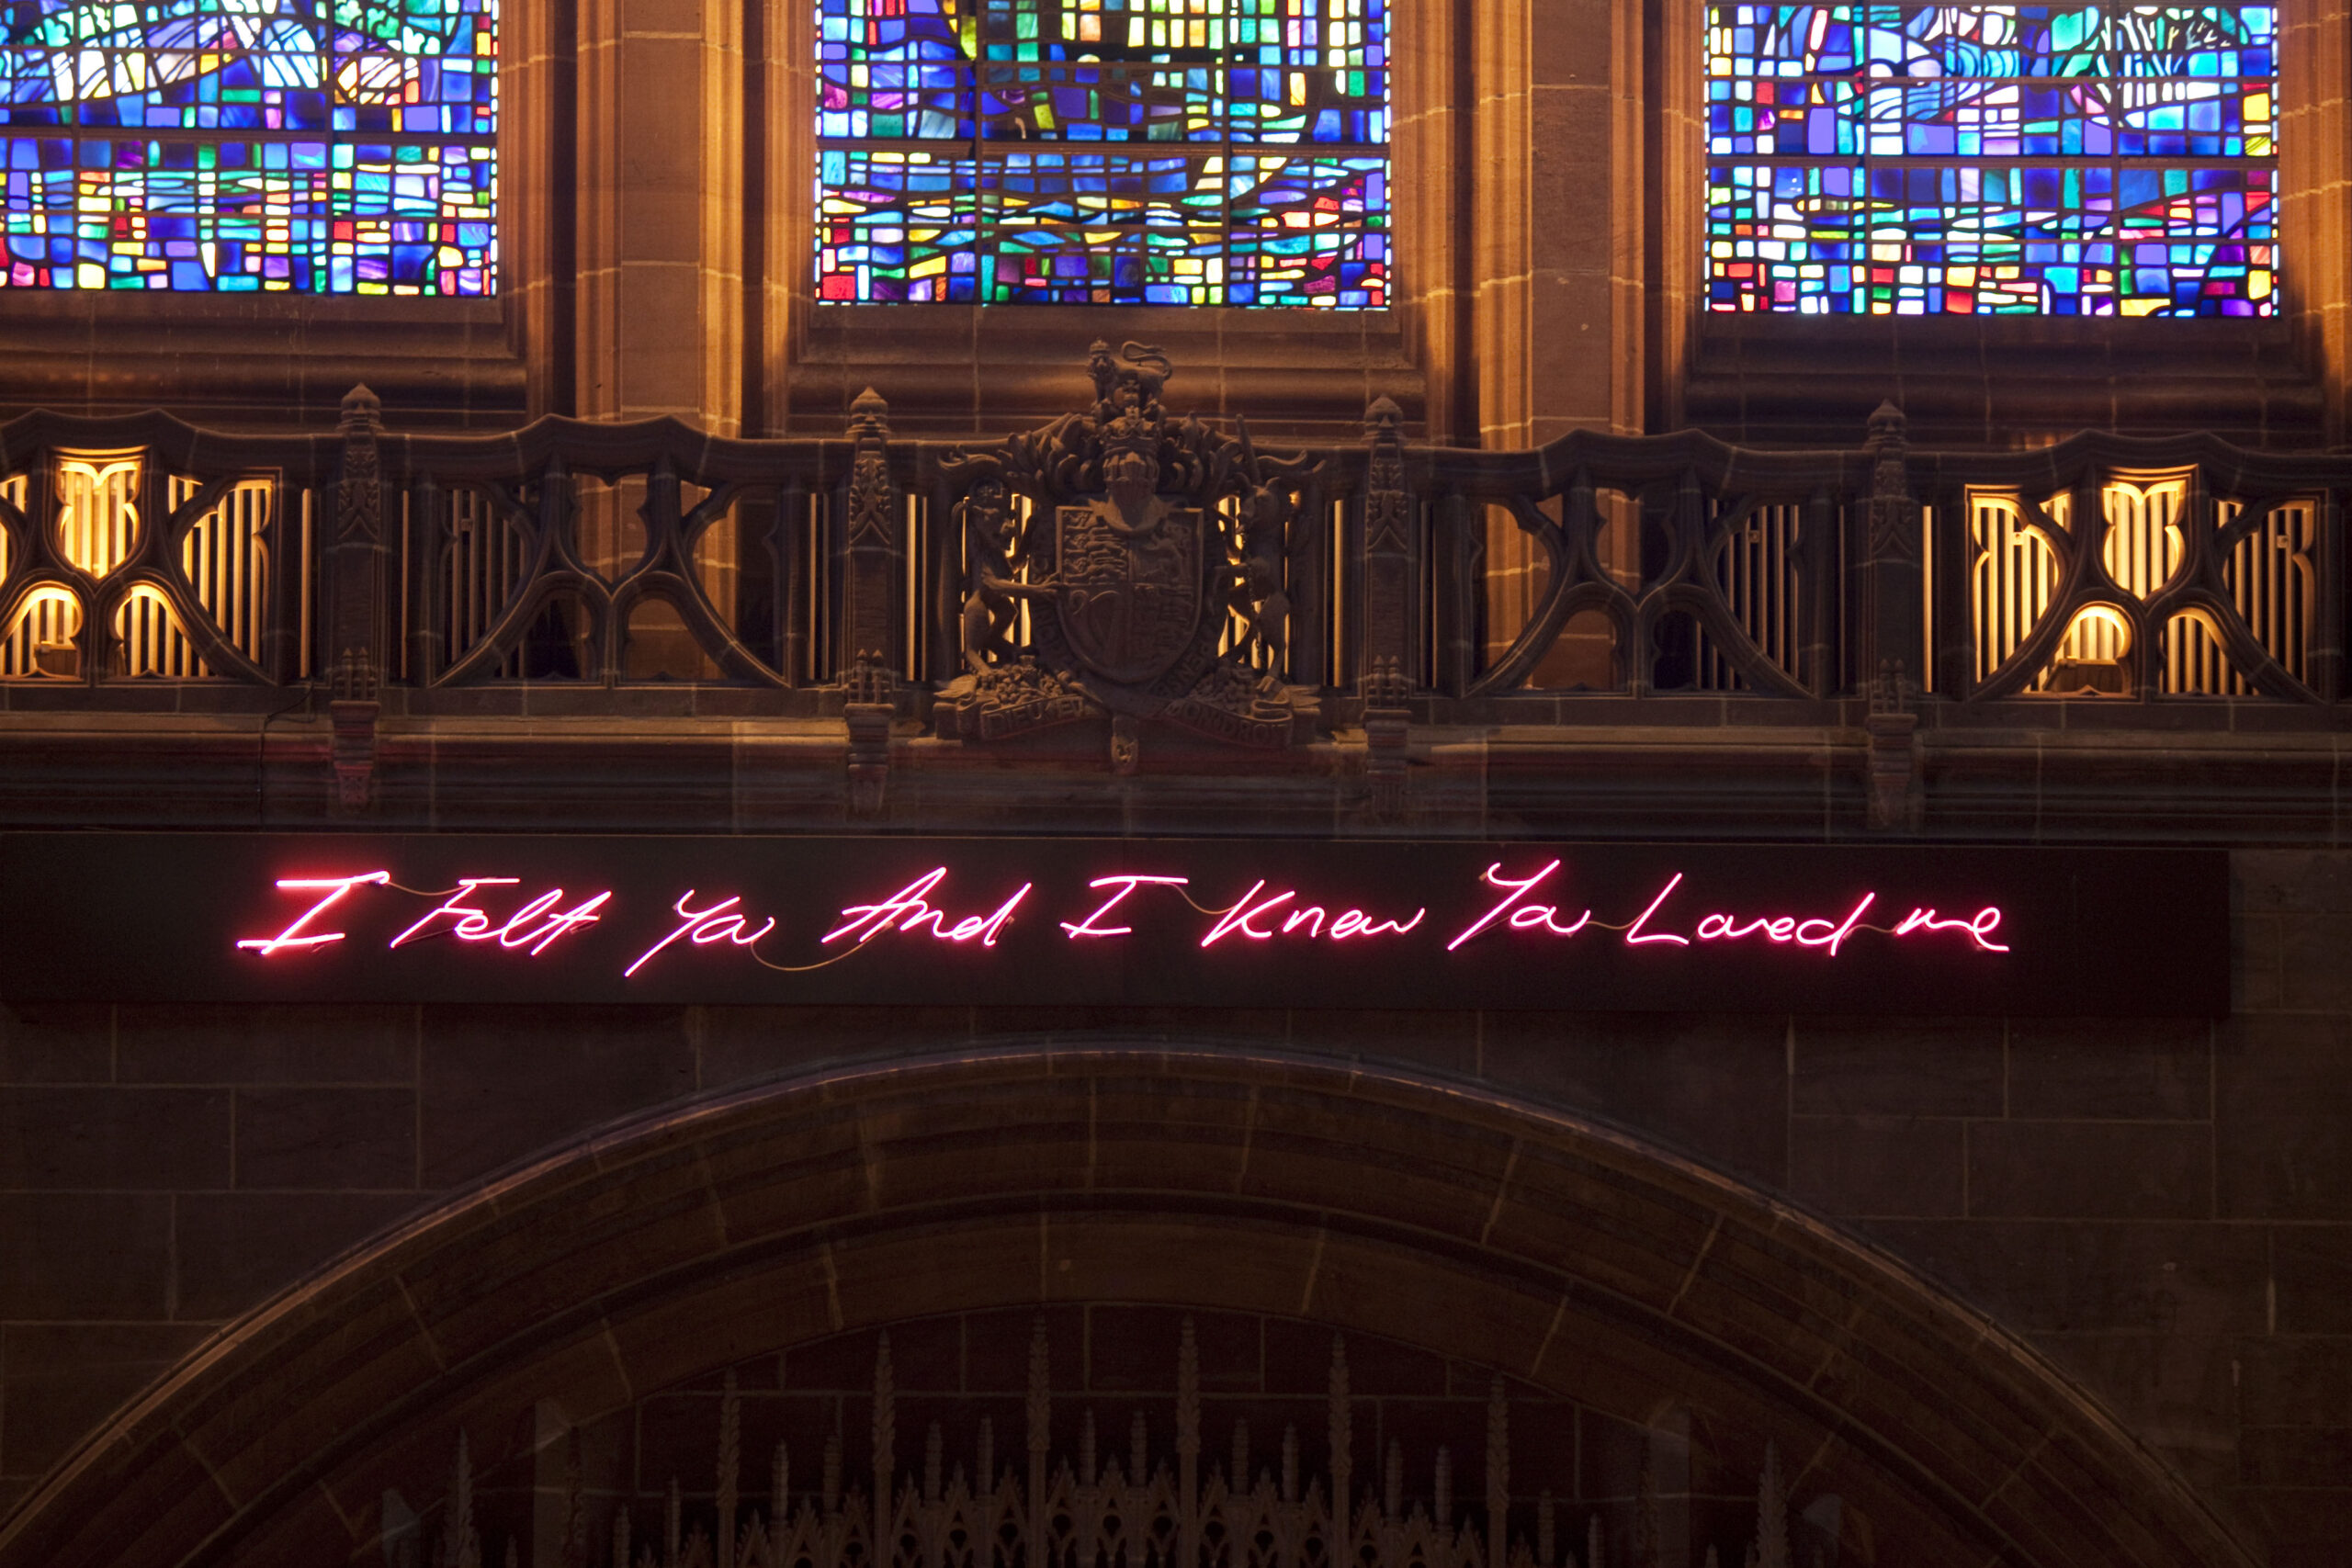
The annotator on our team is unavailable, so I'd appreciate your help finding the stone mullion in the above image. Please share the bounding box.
[507,0,577,417]
[703,0,748,436]
[574,0,623,420]
[1469,1,1532,452]
[2280,0,2352,441]
[1390,0,1470,443]
[1643,0,1704,433]
[1604,0,1647,440]
[766,0,817,434]
[574,0,746,431]
[1468,1,1533,663]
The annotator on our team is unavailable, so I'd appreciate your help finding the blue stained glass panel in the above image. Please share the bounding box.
[1,0,497,293]
[1706,4,2275,313]
[818,0,1387,308]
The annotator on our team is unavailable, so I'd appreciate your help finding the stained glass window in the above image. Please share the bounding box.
[817,0,1387,307]
[1707,6,2274,314]
[3,0,497,294]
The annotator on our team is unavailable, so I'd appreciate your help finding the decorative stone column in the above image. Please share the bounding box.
[1468,0,1652,667]
[2280,0,2352,442]
[576,0,745,431]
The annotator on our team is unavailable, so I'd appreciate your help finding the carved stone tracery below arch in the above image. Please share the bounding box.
[0,1051,2257,1568]
[402,1314,1826,1568]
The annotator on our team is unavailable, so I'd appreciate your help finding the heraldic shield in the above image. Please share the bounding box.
[935,341,1319,760]
[1051,501,1204,687]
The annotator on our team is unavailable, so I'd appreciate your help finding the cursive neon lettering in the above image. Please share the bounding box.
[236,871,391,955]
[626,891,762,978]
[897,908,956,940]
[826,869,1029,947]
[1508,902,1591,937]
[390,879,608,958]
[970,884,1029,945]
[1897,905,2008,953]
[1447,860,1563,951]
[1201,882,1295,946]
[1060,874,1189,940]
[390,877,519,948]
[504,890,612,956]
[823,868,952,945]
[1623,874,1690,947]
[1199,885,1420,946]
[691,908,776,947]
[492,888,563,946]
[1338,908,1425,940]
[243,860,2018,984]
[1801,893,1875,956]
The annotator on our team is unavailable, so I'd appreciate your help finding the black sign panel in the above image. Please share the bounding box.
[0,834,2228,1015]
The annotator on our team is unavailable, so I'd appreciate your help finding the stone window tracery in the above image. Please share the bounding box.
[1,0,498,294]
[1705,4,2275,315]
[814,0,1388,306]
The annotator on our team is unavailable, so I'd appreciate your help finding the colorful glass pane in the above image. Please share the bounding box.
[1706,5,2274,314]
[817,0,1387,308]
[2,0,497,294]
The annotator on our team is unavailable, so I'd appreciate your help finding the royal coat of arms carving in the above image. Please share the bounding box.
[936,343,1317,754]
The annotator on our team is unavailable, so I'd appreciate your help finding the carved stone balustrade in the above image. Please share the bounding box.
[0,345,2341,837]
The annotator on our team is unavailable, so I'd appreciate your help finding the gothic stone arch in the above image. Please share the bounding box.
[0,1047,2256,1568]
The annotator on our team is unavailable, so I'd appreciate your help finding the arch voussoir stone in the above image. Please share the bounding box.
[0,1045,2258,1568]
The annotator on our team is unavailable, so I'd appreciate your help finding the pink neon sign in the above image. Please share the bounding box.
[227,855,2017,993]
[390,878,611,957]
[234,871,391,955]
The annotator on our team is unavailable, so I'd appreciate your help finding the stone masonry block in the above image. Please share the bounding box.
[2215,1014,2352,1221]
[0,1087,229,1190]
[114,1004,413,1085]
[1857,1218,2267,1335]
[1788,1114,1966,1217]
[1966,1121,2211,1220]
[0,1323,211,1479]
[1792,1017,2004,1116]
[173,1191,427,1322]
[0,1192,173,1317]
[2006,1018,2211,1120]
[418,1006,695,1186]
[234,1087,417,1190]
[0,1005,110,1084]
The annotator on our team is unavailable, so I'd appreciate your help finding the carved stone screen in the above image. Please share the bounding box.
[816,0,1388,306]
[1,0,498,293]
[1706,4,2275,314]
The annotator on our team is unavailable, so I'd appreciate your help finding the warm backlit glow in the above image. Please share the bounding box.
[2,455,280,681]
[1964,473,2315,695]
